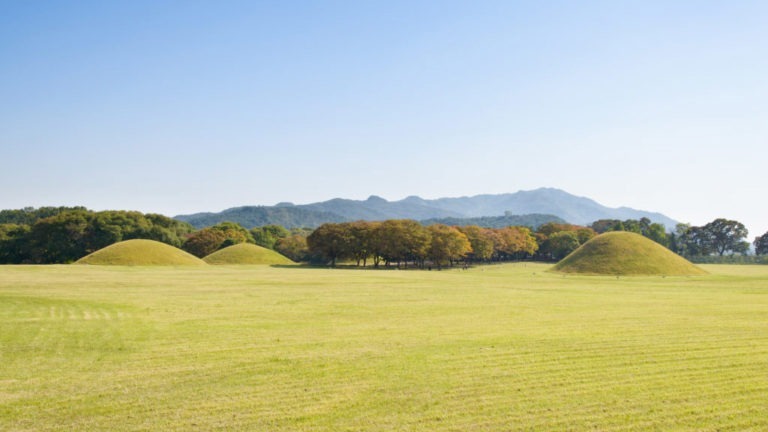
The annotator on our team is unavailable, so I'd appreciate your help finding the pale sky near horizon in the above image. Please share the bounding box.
[1,1,767,236]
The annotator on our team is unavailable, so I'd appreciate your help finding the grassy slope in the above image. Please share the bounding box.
[203,243,295,265]
[75,239,207,266]
[1,264,767,430]
[553,231,707,276]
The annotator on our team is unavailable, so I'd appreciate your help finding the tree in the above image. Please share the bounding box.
[535,223,592,261]
[346,221,378,267]
[210,222,254,245]
[755,232,768,256]
[590,219,621,234]
[457,225,495,262]
[306,223,353,266]
[0,208,195,263]
[251,225,290,249]
[397,220,431,268]
[142,214,194,247]
[274,235,309,262]
[702,218,748,256]
[182,222,254,258]
[0,224,30,264]
[372,220,430,268]
[427,224,472,268]
[182,229,228,258]
[545,231,581,260]
[24,211,92,263]
[644,223,669,247]
[494,226,539,260]
[592,218,668,247]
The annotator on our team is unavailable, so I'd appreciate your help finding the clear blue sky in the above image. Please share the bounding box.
[2,1,766,236]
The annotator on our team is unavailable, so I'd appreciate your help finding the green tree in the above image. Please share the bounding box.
[546,231,581,260]
[645,223,669,247]
[25,211,92,263]
[754,232,768,256]
[536,223,592,261]
[0,224,30,263]
[251,225,290,249]
[702,218,748,256]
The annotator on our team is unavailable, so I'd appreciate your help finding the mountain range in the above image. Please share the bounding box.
[175,188,678,230]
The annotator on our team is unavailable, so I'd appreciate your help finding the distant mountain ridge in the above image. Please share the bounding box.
[175,188,678,230]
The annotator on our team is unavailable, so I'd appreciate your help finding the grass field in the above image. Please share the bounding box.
[1,263,767,431]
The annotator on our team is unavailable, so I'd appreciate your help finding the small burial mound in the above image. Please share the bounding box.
[552,231,706,276]
[203,243,296,265]
[76,239,207,266]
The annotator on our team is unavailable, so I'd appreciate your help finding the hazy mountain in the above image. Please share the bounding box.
[423,188,678,228]
[175,188,679,230]
[301,195,465,220]
[176,206,347,229]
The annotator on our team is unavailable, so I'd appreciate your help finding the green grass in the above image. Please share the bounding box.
[553,231,707,276]
[203,243,295,265]
[75,239,207,266]
[1,263,767,430]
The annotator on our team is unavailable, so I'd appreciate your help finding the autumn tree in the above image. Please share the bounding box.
[457,225,495,262]
[182,229,228,258]
[181,222,253,258]
[373,219,430,268]
[494,226,539,260]
[427,224,472,268]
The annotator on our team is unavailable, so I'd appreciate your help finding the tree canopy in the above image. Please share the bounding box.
[0,208,193,264]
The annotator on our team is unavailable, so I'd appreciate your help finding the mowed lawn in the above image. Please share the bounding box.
[1,263,767,431]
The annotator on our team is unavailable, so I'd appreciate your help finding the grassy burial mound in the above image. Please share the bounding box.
[553,231,707,276]
[203,243,295,265]
[76,239,207,266]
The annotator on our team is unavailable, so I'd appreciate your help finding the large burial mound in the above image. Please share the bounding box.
[203,243,296,265]
[552,231,707,276]
[76,239,207,266]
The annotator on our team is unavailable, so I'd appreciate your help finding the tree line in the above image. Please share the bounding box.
[1,207,766,265]
[590,217,761,257]
[0,208,193,264]
[0,208,312,264]
[304,220,598,268]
